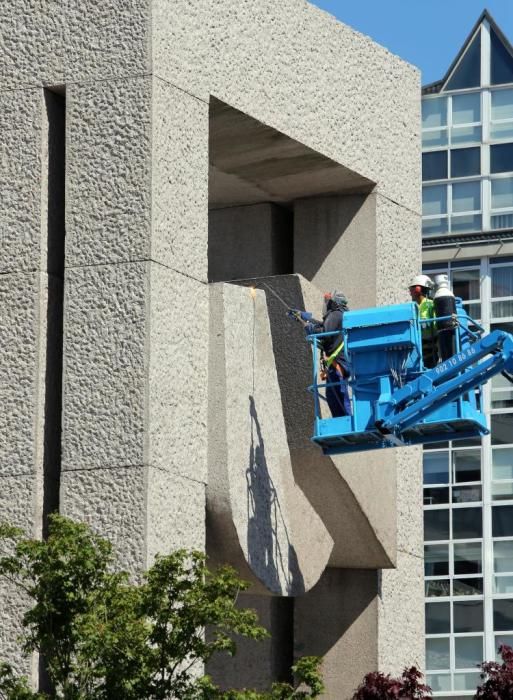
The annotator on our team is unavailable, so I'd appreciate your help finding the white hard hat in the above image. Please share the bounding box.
[409,274,434,290]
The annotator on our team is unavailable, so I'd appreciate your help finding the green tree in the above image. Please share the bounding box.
[0,516,323,700]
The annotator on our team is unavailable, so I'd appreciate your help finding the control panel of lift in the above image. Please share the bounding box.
[309,293,513,456]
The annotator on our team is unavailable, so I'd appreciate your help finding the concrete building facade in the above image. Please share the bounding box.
[0,1,422,697]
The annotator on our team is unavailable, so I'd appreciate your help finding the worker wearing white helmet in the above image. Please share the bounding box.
[409,274,437,368]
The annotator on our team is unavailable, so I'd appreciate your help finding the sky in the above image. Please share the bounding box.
[311,0,513,85]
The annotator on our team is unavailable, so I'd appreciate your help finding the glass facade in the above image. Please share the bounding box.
[422,258,513,695]
[422,20,513,238]
[420,14,513,697]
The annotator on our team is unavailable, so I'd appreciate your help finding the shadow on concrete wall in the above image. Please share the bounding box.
[295,194,369,283]
[294,567,378,680]
[247,396,305,595]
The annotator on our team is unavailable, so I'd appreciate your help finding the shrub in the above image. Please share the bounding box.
[475,644,513,698]
[0,515,323,700]
[353,667,431,699]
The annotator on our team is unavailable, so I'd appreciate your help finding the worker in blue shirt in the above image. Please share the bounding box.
[290,290,351,418]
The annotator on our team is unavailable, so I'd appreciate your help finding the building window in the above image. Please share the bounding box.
[452,181,481,234]
[452,267,481,319]
[424,438,484,695]
[446,30,481,91]
[423,151,449,181]
[491,178,513,231]
[491,143,513,174]
[452,93,482,145]
[494,540,513,592]
[491,414,513,446]
[493,504,513,537]
[493,599,513,631]
[423,94,482,149]
[491,89,513,141]
[451,148,481,178]
[491,27,513,86]
[422,97,448,148]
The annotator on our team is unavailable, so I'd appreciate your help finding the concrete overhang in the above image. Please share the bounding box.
[209,97,374,209]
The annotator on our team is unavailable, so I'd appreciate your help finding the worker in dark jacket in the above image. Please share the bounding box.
[290,290,351,418]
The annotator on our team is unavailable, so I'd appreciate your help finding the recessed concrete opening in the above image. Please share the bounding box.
[208,98,374,284]
[43,88,66,529]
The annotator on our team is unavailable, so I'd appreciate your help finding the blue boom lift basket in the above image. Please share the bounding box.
[308,299,513,456]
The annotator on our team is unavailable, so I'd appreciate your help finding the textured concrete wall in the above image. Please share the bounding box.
[294,195,378,304]
[378,446,425,673]
[0,87,63,682]
[60,75,209,570]
[151,0,420,212]
[0,0,150,87]
[209,204,292,282]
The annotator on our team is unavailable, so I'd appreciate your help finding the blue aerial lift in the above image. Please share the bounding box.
[308,296,513,456]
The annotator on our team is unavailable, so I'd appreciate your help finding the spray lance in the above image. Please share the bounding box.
[252,282,329,379]
[251,281,313,328]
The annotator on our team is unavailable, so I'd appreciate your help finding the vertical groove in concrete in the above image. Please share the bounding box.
[42,89,66,533]
[271,597,294,684]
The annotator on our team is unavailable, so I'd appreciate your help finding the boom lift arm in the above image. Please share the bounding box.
[375,329,513,436]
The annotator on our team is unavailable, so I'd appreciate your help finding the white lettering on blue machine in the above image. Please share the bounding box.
[434,346,477,375]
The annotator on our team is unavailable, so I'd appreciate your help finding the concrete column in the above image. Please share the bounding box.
[60,77,209,571]
[374,194,425,673]
[0,87,65,680]
[293,193,425,680]
[207,595,294,692]
[294,568,379,700]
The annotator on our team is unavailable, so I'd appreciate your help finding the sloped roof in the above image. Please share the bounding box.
[422,9,513,94]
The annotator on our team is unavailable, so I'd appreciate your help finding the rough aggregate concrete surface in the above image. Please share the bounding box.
[152,0,420,212]
[61,466,148,572]
[0,475,41,677]
[151,77,209,281]
[0,89,43,274]
[0,0,150,87]
[147,263,208,483]
[0,273,41,474]
[378,549,425,673]
[66,79,152,267]
[62,262,147,472]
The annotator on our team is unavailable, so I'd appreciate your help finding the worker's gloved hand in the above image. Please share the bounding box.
[287,309,312,321]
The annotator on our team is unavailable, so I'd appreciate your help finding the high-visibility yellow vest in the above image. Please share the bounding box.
[419,297,435,337]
